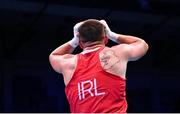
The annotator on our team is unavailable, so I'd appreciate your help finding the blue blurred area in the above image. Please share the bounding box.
[0,0,180,113]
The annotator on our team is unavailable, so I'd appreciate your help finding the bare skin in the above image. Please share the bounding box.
[49,34,148,86]
[99,47,128,78]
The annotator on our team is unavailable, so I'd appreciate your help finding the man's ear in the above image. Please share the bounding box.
[79,40,85,49]
[103,36,108,45]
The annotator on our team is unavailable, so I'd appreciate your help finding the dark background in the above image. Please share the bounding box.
[0,0,180,112]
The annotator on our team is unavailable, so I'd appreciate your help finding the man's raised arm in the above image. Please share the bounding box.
[100,20,149,61]
[49,22,83,73]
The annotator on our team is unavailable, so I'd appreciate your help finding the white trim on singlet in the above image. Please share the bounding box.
[81,47,101,54]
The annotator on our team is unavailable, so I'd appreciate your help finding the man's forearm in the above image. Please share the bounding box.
[50,42,75,56]
[116,34,149,53]
[116,34,144,44]
[50,20,83,56]
[99,20,144,45]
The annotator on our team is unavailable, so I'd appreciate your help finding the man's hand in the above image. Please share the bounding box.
[99,20,119,43]
[69,22,84,48]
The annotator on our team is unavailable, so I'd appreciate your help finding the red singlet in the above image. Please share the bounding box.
[65,47,127,113]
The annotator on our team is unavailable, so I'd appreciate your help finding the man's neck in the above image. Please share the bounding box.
[84,44,105,51]
[82,44,104,54]
[83,41,105,51]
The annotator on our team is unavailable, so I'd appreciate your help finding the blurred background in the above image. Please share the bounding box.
[0,0,180,112]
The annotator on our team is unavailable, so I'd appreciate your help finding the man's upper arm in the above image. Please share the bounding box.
[112,40,148,61]
[49,54,74,73]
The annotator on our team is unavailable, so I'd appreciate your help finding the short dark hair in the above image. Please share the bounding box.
[78,19,105,43]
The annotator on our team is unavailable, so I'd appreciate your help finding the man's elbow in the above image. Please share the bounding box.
[136,39,149,58]
[49,53,53,63]
[48,55,62,73]
[142,40,149,54]
[49,53,57,68]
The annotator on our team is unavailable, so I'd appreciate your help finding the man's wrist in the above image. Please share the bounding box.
[108,31,119,43]
[68,37,79,48]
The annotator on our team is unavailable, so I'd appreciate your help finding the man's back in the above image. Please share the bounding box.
[60,44,130,86]
[65,46,127,113]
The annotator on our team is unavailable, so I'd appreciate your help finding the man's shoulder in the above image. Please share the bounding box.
[101,44,131,59]
[102,45,128,53]
[59,54,77,68]
[60,54,77,59]
[59,54,77,72]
